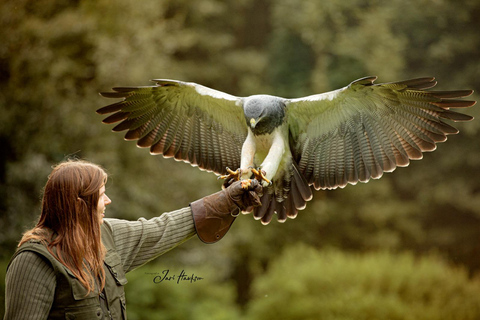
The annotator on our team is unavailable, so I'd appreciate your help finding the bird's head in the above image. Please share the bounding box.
[243,95,286,135]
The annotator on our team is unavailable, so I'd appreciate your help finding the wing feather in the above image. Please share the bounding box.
[332,134,347,188]
[345,129,360,185]
[287,77,475,190]
[98,79,247,175]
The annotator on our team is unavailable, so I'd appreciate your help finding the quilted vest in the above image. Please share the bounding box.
[8,224,128,319]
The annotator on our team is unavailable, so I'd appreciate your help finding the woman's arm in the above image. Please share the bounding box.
[103,181,263,273]
[103,207,196,273]
[4,251,55,320]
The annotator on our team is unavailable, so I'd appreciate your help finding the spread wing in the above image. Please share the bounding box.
[286,76,475,190]
[97,80,248,175]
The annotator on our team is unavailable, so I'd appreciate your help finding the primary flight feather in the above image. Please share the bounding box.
[97,76,475,224]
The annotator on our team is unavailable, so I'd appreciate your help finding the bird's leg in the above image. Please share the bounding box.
[250,167,271,186]
[220,131,258,189]
[239,130,256,180]
[257,129,285,187]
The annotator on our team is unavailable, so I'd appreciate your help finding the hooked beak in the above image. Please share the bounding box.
[250,118,257,128]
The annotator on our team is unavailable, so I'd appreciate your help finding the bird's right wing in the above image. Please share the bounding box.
[97,80,248,175]
[286,77,475,190]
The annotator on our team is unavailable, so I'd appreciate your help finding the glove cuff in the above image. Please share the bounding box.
[190,196,238,244]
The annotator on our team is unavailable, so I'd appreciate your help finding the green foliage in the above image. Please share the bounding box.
[246,245,480,320]
[124,262,241,320]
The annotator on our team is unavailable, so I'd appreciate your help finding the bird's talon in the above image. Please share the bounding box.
[226,167,238,175]
[219,167,241,181]
[251,168,271,185]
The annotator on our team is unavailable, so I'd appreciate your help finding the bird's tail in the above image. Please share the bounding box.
[253,162,313,224]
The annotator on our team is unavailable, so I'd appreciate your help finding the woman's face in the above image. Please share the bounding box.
[97,185,111,224]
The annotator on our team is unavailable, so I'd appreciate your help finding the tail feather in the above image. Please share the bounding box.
[276,201,287,223]
[254,192,272,220]
[261,200,277,225]
[253,161,313,224]
[292,162,313,201]
[291,162,312,211]
[284,195,298,219]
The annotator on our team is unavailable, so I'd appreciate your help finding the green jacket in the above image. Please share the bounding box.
[6,208,196,319]
[8,224,127,320]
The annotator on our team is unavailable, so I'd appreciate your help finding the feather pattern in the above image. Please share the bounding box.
[98,80,247,175]
[287,77,475,190]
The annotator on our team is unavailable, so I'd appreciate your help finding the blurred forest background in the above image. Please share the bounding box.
[1,0,480,318]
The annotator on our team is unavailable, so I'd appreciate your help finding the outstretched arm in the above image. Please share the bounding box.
[103,207,196,274]
[104,180,263,273]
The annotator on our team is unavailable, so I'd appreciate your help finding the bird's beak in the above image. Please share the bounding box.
[250,118,256,128]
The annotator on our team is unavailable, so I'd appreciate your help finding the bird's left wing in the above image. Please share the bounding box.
[97,80,247,175]
[286,76,475,190]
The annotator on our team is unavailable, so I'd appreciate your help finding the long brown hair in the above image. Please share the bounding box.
[19,159,107,293]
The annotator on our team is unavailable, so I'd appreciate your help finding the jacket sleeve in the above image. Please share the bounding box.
[103,206,196,273]
[4,251,55,320]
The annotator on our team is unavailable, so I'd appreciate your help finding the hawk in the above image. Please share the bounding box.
[97,76,475,224]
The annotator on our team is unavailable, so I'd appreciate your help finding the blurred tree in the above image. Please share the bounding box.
[246,245,480,320]
[1,0,479,317]
[0,0,101,256]
[267,30,315,98]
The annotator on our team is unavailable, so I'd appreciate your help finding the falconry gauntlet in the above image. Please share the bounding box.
[190,180,263,243]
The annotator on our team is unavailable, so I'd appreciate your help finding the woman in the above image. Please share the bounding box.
[4,159,262,319]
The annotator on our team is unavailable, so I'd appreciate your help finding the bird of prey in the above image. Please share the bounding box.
[97,76,475,224]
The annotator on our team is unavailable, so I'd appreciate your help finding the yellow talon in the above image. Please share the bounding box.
[251,167,271,185]
[219,167,241,181]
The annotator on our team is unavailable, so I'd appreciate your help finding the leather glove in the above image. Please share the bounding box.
[190,179,263,244]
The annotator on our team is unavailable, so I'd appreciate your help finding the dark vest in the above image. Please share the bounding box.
[8,224,128,320]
